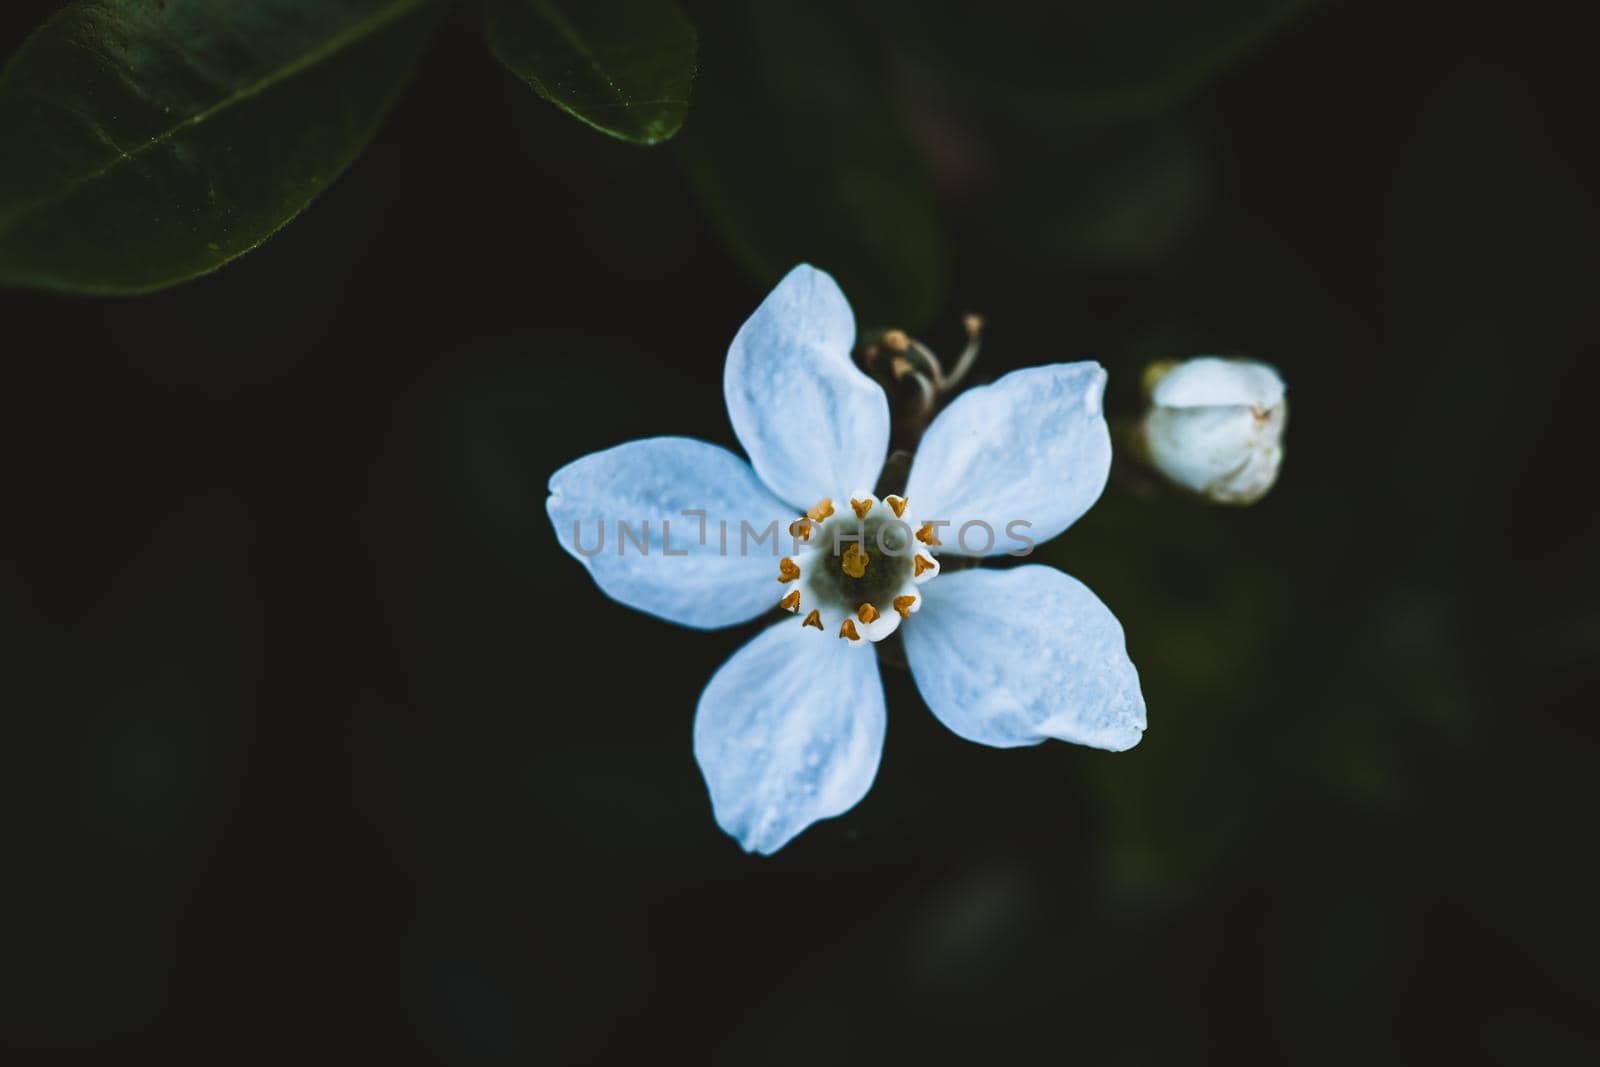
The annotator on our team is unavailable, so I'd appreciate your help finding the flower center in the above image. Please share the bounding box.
[773,493,940,644]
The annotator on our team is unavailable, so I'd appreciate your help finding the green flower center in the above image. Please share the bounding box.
[804,514,914,612]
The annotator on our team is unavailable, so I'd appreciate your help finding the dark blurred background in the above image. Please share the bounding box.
[4,1,1597,1062]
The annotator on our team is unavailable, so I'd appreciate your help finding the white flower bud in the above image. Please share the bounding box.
[1138,356,1286,505]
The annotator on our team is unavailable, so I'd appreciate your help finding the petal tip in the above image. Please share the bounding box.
[781,261,831,285]
[1107,724,1146,752]
[727,817,797,856]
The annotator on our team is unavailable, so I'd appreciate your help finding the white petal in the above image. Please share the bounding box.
[694,619,887,854]
[904,362,1111,556]
[903,565,1145,751]
[724,264,891,509]
[547,437,793,630]
[1142,403,1286,504]
[1151,356,1284,410]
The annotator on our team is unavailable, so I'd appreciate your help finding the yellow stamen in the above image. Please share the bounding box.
[885,495,908,518]
[839,618,861,641]
[779,589,801,613]
[915,522,942,546]
[893,595,917,619]
[801,609,823,630]
[882,329,909,353]
[913,554,935,577]
[778,558,801,583]
[788,518,813,541]
[857,603,879,624]
[841,543,868,579]
[807,498,835,522]
[850,497,873,519]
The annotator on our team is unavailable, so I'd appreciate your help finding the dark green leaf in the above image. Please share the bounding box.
[485,0,696,146]
[874,0,1316,123]
[677,1,948,328]
[0,0,443,294]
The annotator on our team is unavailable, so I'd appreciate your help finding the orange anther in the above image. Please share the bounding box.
[779,589,801,613]
[839,618,861,641]
[778,558,801,583]
[885,495,908,518]
[857,603,880,624]
[801,609,823,630]
[892,595,917,619]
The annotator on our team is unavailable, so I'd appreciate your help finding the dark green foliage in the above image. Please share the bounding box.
[678,0,948,329]
[0,0,445,293]
[484,0,696,146]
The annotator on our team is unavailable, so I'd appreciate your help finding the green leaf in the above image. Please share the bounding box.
[676,1,948,328]
[873,0,1316,123]
[484,0,696,146]
[0,0,444,295]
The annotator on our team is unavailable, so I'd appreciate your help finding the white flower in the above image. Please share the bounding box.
[547,265,1145,854]
[1139,356,1287,505]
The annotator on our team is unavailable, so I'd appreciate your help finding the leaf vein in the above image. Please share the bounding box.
[1,0,432,234]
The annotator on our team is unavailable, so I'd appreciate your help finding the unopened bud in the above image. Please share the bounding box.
[1137,356,1286,505]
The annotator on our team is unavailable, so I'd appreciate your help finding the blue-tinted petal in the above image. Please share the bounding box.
[903,565,1145,751]
[903,362,1111,556]
[694,620,886,854]
[547,436,792,630]
[724,264,890,509]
